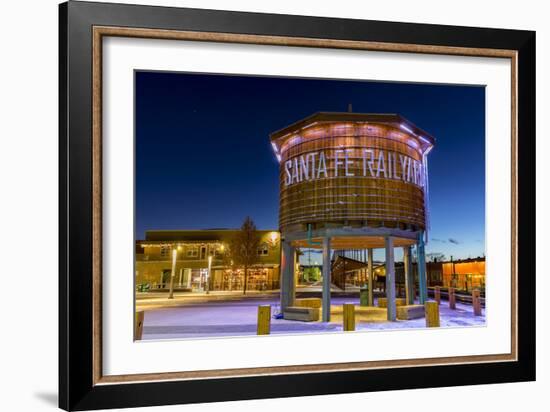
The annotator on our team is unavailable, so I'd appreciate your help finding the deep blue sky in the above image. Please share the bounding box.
[136,71,485,261]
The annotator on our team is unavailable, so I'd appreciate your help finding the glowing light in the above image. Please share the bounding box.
[206,255,213,294]
[288,135,302,146]
[269,231,279,244]
[276,153,282,163]
[418,135,431,145]
[168,247,178,299]
[400,123,414,134]
[304,128,325,138]
[271,142,278,153]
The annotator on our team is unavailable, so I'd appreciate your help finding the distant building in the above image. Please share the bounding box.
[328,254,485,293]
[331,254,385,290]
[136,229,281,292]
[441,257,485,291]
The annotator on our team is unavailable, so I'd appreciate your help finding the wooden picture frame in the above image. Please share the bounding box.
[59,1,535,410]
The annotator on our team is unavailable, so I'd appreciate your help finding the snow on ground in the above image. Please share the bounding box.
[141,296,485,340]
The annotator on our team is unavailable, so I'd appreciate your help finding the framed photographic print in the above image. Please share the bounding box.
[59,1,536,410]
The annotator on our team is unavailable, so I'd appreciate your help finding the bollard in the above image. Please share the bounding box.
[425,301,440,327]
[434,286,441,305]
[257,305,271,335]
[360,286,369,306]
[343,303,356,331]
[135,311,144,340]
[449,287,456,310]
[472,289,482,316]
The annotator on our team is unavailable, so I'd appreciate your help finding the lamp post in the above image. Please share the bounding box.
[168,247,178,299]
[168,245,181,299]
[206,255,213,294]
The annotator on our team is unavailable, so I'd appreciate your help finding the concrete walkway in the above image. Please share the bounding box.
[136,290,279,309]
[139,295,486,341]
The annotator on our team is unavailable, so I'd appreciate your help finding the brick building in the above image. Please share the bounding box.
[136,229,281,292]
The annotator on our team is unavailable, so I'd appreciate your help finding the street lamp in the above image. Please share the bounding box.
[168,247,178,299]
[206,255,213,294]
[268,231,279,247]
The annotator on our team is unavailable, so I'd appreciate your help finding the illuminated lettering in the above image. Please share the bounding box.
[300,155,309,181]
[334,150,344,177]
[309,152,318,180]
[376,150,387,178]
[292,158,299,183]
[363,149,374,177]
[283,149,424,188]
[317,152,328,178]
[344,149,354,177]
[390,152,398,179]
[284,160,292,186]
[399,155,407,182]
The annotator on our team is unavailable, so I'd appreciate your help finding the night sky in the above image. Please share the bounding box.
[136,71,485,262]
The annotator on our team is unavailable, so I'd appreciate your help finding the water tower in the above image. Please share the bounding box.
[270,112,435,321]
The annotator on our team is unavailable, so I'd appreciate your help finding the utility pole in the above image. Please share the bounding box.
[206,255,213,294]
[168,247,178,299]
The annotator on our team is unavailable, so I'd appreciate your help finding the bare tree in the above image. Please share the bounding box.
[229,217,261,295]
[219,242,237,290]
[427,252,447,262]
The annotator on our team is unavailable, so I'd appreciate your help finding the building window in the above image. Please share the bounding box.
[257,244,269,256]
[160,246,170,258]
[187,248,198,258]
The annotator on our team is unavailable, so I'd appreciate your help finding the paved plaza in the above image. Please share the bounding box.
[138,293,486,340]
